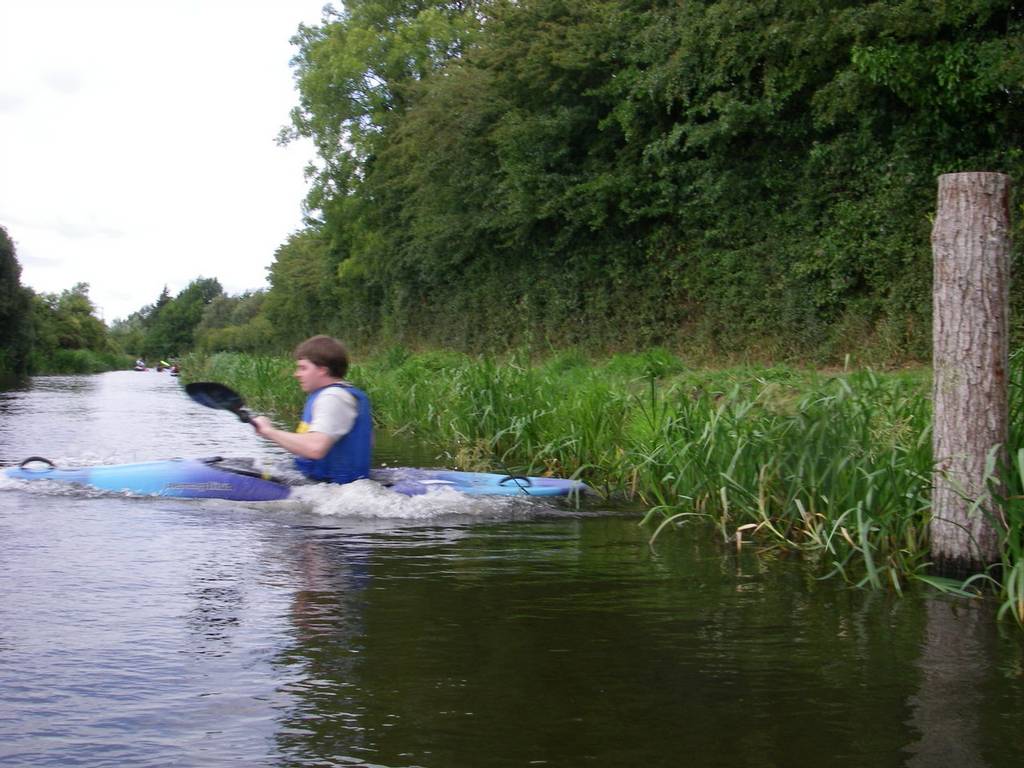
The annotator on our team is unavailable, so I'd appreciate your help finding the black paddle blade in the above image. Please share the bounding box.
[185,382,252,423]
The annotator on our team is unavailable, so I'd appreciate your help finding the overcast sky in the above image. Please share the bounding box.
[0,0,332,322]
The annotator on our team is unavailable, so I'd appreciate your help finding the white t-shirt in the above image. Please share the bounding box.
[306,385,358,440]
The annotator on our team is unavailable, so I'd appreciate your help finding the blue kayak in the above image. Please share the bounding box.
[3,456,587,500]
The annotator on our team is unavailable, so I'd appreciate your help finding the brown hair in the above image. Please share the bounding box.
[294,335,349,378]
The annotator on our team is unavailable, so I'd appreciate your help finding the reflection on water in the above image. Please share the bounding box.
[186,571,246,654]
[274,532,373,762]
[0,372,1023,767]
[906,600,994,768]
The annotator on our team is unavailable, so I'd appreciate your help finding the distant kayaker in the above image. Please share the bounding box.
[251,335,372,484]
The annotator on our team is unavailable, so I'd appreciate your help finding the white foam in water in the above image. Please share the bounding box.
[0,473,27,492]
[0,473,116,499]
[1,461,555,520]
[280,478,535,520]
[1,374,571,518]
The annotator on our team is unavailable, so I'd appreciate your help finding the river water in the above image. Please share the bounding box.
[1,371,1022,767]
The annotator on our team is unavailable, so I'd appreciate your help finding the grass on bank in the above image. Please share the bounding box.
[30,350,134,375]
[181,348,1023,624]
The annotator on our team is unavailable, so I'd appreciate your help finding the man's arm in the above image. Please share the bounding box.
[251,417,335,459]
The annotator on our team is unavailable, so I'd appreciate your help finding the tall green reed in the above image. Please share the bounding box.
[180,347,1023,614]
[981,350,1024,624]
[634,371,933,591]
[181,352,304,420]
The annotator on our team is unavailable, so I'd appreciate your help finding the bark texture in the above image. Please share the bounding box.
[931,172,1011,575]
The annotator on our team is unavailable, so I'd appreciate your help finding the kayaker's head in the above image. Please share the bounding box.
[293,335,350,392]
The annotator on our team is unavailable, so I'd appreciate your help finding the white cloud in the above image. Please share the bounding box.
[0,0,331,322]
[0,91,28,112]
[42,70,83,95]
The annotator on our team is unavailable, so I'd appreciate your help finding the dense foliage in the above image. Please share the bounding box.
[0,226,33,376]
[111,278,226,359]
[0,226,127,376]
[250,0,1023,363]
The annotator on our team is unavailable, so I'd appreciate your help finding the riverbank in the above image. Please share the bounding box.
[29,349,133,375]
[1,350,132,379]
[181,349,1023,624]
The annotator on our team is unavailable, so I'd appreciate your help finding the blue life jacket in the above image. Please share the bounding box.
[294,383,372,484]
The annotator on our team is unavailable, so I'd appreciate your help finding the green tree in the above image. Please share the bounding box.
[144,278,224,357]
[262,229,348,345]
[109,311,148,357]
[283,1,485,213]
[52,283,109,351]
[0,226,34,376]
[195,290,271,352]
[151,285,172,319]
[277,0,1023,360]
[28,283,110,353]
[25,282,123,372]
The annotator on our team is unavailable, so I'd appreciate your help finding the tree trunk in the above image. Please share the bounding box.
[931,172,1011,576]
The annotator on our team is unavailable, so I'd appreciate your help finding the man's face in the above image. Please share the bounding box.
[294,358,331,393]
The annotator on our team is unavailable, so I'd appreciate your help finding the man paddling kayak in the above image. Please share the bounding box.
[251,335,373,484]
